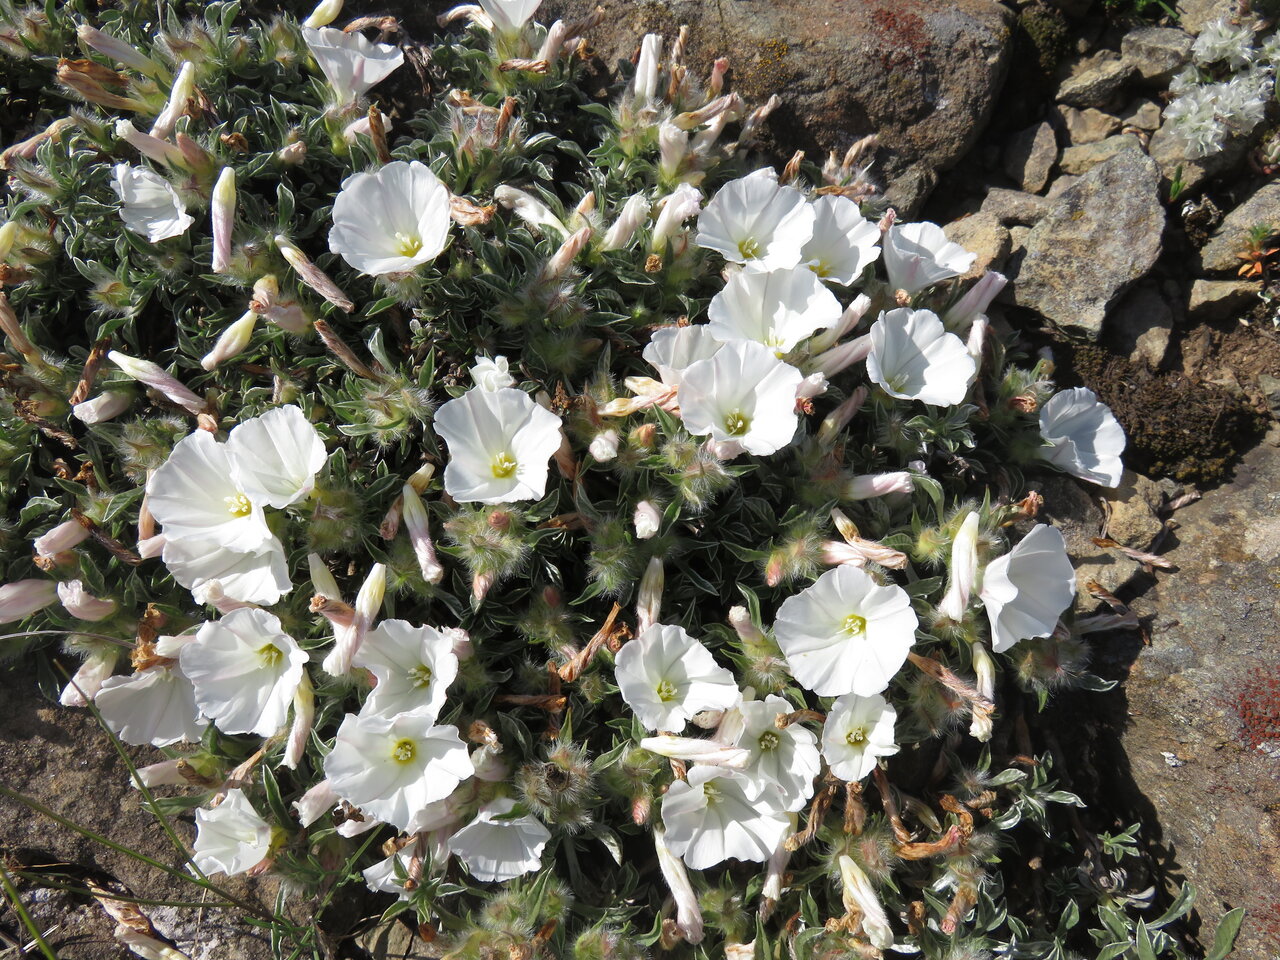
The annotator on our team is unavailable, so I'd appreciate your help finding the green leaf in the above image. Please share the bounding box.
[1204,908,1245,960]
[1150,882,1196,929]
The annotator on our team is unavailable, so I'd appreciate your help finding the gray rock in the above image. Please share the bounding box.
[1120,26,1193,85]
[1008,224,1032,260]
[1055,104,1122,145]
[1056,56,1137,108]
[1119,98,1164,132]
[1046,174,1081,199]
[981,187,1052,226]
[1174,0,1239,35]
[1009,149,1165,339]
[1148,120,1252,195]
[943,211,1011,280]
[1258,373,1280,420]
[1104,470,1168,549]
[1059,133,1144,175]
[1106,281,1173,370]
[1003,121,1058,193]
[1198,181,1280,273]
[1187,278,1261,321]
[539,0,1015,217]
[1037,474,1131,598]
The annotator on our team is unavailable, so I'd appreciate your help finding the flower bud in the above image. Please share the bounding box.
[137,534,166,559]
[56,58,146,111]
[129,759,187,789]
[321,563,385,676]
[636,556,663,633]
[282,672,314,769]
[633,500,660,540]
[632,34,663,108]
[294,779,339,827]
[200,310,256,370]
[150,61,196,139]
[969,642,995,742]
[34,519,90,558]
[341,110,393,144]
[401,483,444,584]
[537,19,569,61]
[541,224,593,280]
[640,735,748,767]
[58,642,120,706]
[56,580,117,621]
[945,270,1007,331]
[807,333,871,379]
[0,290,39,363]
[967,315,989,369]
[175,132,215,176]
[649,182,702,254]
[0,579,57,622]
[0,220,17,261]
[600,194,649,252]
[658,121,687,179]
[938,511,980,622]
[274,235,354,312]
[494,185,567,238]
[817,387,866,449]
[250,274,311,333]
[588,428,619,462]
[114,119,185,167]
[108,350,205,415]
[707,57,728,97]
[727,606,764,645]
[78,24,164,77]
[303,0,344,29]
[276,139,307,165]
[838,855,894,950]
[845,471,912,501]
[444,625,473,661]
[654,826,704,944]
[809,294,872,354]
[307,553,342,600]
[210,166,236,274]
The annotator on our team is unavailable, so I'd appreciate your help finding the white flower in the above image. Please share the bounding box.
[980,524,1076,654]
[773,565,918,698]
[59,644,119,706]
[353,619,459,723]
[433,387,562,504]
[1038,386,1126,488]
[821,693,899,781]
[588,429,620,461]
[882,221,976,294]
[800,196,881,285]
[161,536,291,606]
[302,26,404,107]
[34,519,89,558]
[937,511,980,622]
[838,855,894,950]
[179,608,308,737]
[109,164,193,242]
[72,390,133,425]
[677,341,804,456]
[654,826,704,944]
[480,0,542,33]
[471,355,515,391]
[225,405,328,508]
[324,712,474,832]
[634,500,661,539]
[1192,17,1254,69]
[192,790,273,877]
[56,580,116,621]
[614,622,739,732]
[726,694,821,811]
[96,665,208,747]
[650,182,703,253]
[706,267,841,355]
[694,170,815,269]
[661,767,791,869]
[329,161,452,277]
[147,431,272,552]
[448,798,552,882]
[866,307,975,406]
[642,325,723,388]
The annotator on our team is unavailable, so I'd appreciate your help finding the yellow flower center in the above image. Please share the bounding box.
[224,493,253,518]
[257,643,282,668]
[702,782,722,805]
[723,410,750,437]
[846,727,867,746]
[395,231,423,258]
[843,613,867,637]
[408,663,433,688]
[812,260,832,278]
[655,678,677,702]
[491,451,518,479]
[758,730,780,752]
[390,737,417,764]
[737,237,761,259]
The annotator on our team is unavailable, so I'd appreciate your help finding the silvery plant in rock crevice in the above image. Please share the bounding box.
[0,0,1244,958]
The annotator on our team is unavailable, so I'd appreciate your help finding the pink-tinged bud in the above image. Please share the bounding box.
[633,500,661,540]
[0,579,57,622]
[303,0,344,29]
[817,387,867,449]
[878,207,897,237]
[636,557,663,633]
[537,19,569,61]
[809,293,872,353]
[649,182,702,253]
[690,109,731,157]
[136,534,166,559]
[200,310,256,370]
[969,642,995,742]
[0,291,39,363]
[641,735,748,767]
[175,133,215,176]
[57,580,116,621]
[471,744,508,781]
[658,121,687,179]
[282,672,314,769]
[845,471,913,501]
[322,563,384,676]
[308,553,342,600]
[673,94,736,131]
[966,315,989,367]
[73,390,133,425]
[114,119,185,167]
[838,855,894,950]
[210,166,236,275]
[541,225,593,280]
[78,24,164,76]
[738,94,781,146]
[727,605,765,645]
[294,779,339,827]
[274,235,354,312]
[56,59,147,112]
[401,484,444,584]
[34,520,90,558]
[706,437,746,461]
[632,34,663,107]
[761,818,795,911]
[200,581,254,614]
[277,139,307,165]
[654,826,704,944]
[945,270,1007,330]
[588,428,620,462]
[129,758,186,789]
[108,350,205,415]
[250,275,311,333]
[443,625,473,661]
[471,569,496,605]
[601,194,649,251]
[342,111,393,144]
[58,643,120,706]
[707,57,728,97]
[796,372,828,401]
[807,333,871,378]
[150,61,196,140]
[821,539,908,570]
[1,118,76,169]
[938,511,980,622]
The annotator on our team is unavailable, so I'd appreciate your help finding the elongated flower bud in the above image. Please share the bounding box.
[707,57,728,97]
[294,779,338,826]
[588,428,619,462]
[640,735,748,767]
[969,642,995,742]
[838,855,894,949]
[200,310,256,370]
[601,194,649,251]
[0,579,57,623]
[1,118,76,169]
[809,294,872,354]
[303,0,344,28]
[673,94,736,131]
[56,58,146,112]
[276,139,307,165]
[58,642,120,706]
[654,825,703,944]
[0,220,17,261]
[494,185,568,238]
[108,350,205,415]
[401,484,444,584]
[845,471,912,501]
[0,290,40,363]
[944,270,1007,331]
[250,274,311,333]
[151,61,196,139]
[57,580,117,621]
[938,511,980,622]
[322,562,385,675]
[129,759,187,789]
[541,224,592,280]
[727,605,764,645]
[537,19,568,61]
[282,672,314,769]
[807,333,871,379]
[210,166,236,274]
[649,183,702,254]
[175,133,215,176]
[658,121,687,179]
[966,315,989,369]
[137,535,166,559]
[632,34,663,108]
[636,556,663,633]
[761,817,796,911]
[308,553,342,600]
[114,119,185,168]
[274,235,354,312]
[78,24,164,77]
[34,519,90,558]
[817,387,867,449]
[72,390,132,425]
